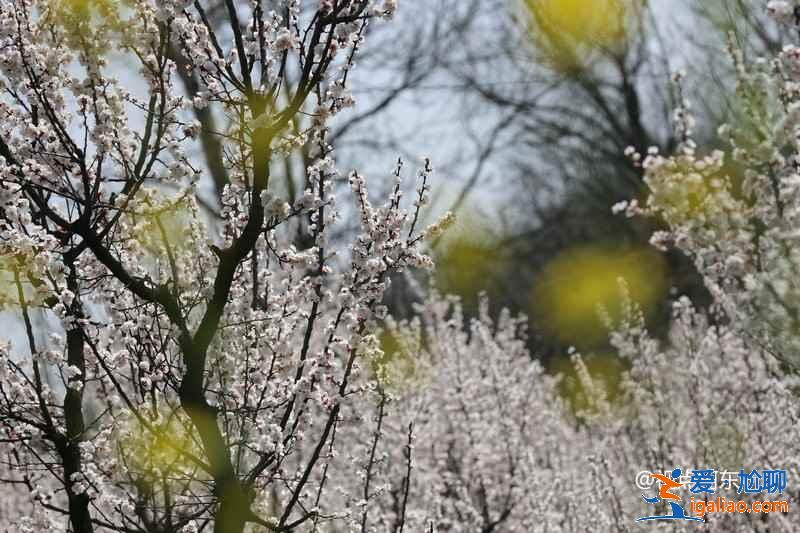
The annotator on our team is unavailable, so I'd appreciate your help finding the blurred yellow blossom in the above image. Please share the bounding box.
[125,191,195,260]
[44,0,121,52]
[433,216,509,310]
[524,0,636,71]
[533,243,666,346]
[549,351,626,415]
[117,408,208,485]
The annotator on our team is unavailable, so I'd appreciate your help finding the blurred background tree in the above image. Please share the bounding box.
[385,0,788,364]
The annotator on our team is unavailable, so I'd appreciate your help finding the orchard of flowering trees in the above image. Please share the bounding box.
[2,0,800,532]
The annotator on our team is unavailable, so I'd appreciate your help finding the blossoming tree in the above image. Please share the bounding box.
[0,0,460,531]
